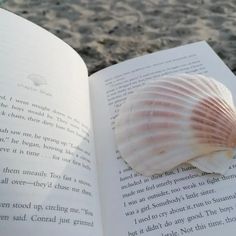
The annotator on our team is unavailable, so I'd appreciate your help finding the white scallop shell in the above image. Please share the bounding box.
[115,74,236,176]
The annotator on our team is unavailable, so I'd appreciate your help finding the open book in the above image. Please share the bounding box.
[1,8,236,236]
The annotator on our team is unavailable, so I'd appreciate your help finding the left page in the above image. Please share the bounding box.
[0,9,103,236]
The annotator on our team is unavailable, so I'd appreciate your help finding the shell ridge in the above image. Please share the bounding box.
[133,145,229,175]
[120,131,229,161]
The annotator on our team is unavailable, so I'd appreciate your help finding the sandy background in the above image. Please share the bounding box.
[1,0,236,75]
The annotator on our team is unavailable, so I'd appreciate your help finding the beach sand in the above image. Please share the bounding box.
[1,0,236,75]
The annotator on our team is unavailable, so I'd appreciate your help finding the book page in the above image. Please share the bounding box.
[0,9,103,236]
[90,41,236,236]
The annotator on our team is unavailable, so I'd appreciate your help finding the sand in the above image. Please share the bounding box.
[1,0,236,75]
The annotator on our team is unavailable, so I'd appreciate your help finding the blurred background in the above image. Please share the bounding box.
[1,0,236,75]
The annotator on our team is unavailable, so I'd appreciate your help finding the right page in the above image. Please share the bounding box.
[90,41,236,236]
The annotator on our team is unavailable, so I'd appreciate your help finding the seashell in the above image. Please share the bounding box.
[115,74,236,176]
[27,73,47,87]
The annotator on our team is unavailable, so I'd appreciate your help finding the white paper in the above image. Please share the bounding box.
[0,9,103,236]
[90,41,236,236]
